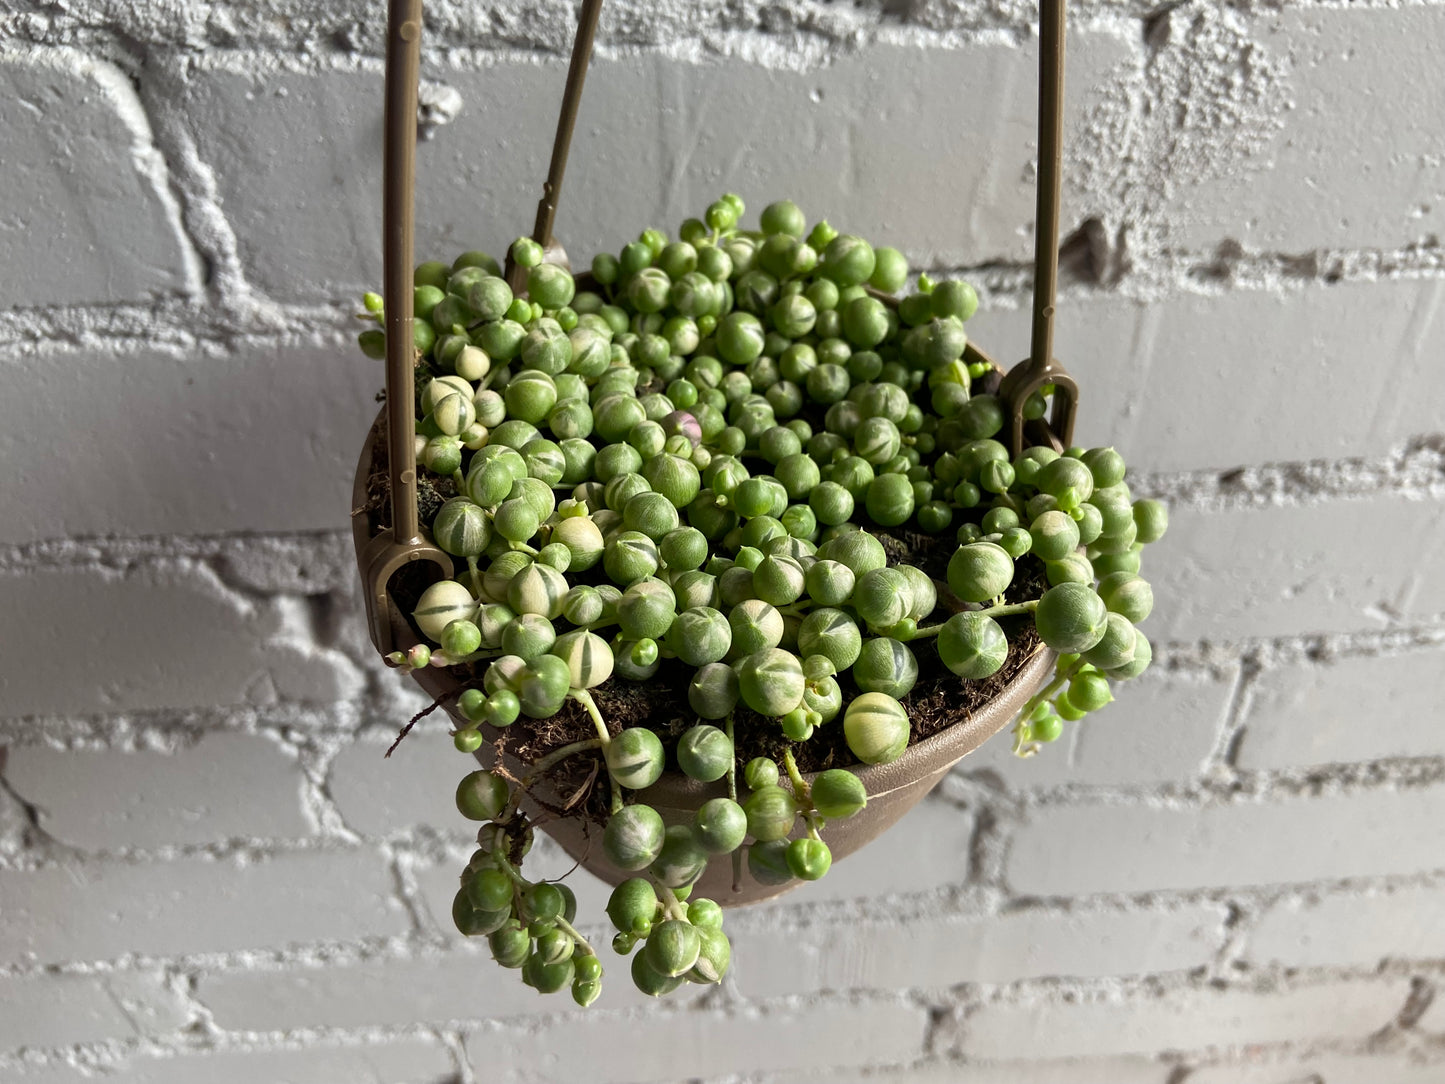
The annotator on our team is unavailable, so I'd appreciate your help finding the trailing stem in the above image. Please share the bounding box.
[908,598,1040,639]
[1011,655,1086,757]
[527,737,604,776]
[570,687,623,813]
[726,714,742,891]
[782,748,823,840]
[647,876,691,921]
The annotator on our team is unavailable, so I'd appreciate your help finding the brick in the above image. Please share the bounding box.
[0,849,408,964]
[731,901,1225,999]
[954,978,1407,1061]
[4,732,311,850]
[169,33,1132,300]
[1248,884,1445,970]
[1009,785,1445,897]
[933,1059,1170,1084]
[1414,545,1445,618]
[473,1000,930,1084]
[413,856,473,942]
[0,48,194,307]
[329,733,465,839]
[0,769,29,854]
[1237,648,1445,770]
[964,278,1445,475]
[1418,992,1445,1035]
[0,971,180,1057]
[960,667,1234,789]
[100,968,194,1038]
[6,1039,456,1084]
[197,937,706,1031]
[798,793,974,904]
[214,532,355,596]
[1184,1052,1445,1084]
[1170,7,1445,253]
[0,345,386,544]
[772,1057,1171,1084]
[0,562,363,717]
[1139,495,1445,644]
[196,950,536,1030]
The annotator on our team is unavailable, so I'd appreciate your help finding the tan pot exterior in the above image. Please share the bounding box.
[353,411,1054,906]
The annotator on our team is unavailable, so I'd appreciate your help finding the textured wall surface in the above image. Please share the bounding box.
[2,0,1444,1081]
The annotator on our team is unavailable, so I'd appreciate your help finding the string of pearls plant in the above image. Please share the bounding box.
[358,195,1167,1004]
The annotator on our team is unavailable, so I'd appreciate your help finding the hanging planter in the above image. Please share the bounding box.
[351,0,1167,1004]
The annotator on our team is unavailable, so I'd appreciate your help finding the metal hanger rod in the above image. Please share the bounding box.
[382,0,425,545]
[1029,0,1066,373]
[530,0,605,250]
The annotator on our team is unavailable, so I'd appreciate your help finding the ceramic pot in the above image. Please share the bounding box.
[352,416,1053,905]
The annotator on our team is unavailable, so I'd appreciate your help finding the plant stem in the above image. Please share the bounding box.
[909,599,1040,639]
[647,876,691,922]
[1011,656,1086,757]
[554,915,595,956]
[528,737,604,776]
[495,850,528,888]
[981,600,1038,618]
[782,748,823,838]
[723,715,738,801]
[573,688,610,745]
[726,714,742,891]
[570,688,622,813]
[436,647,504,667]
[781,748,808,800]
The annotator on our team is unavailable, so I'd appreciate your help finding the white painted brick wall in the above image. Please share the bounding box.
[473,999,931,1084]
[779,1057,1176,1084]
[897,1058,1174,1084]
[8,1040,459,1084]
[167,32,1133,300]
[786,794,975,902]
[5,731,312,849]
[0,48,198,307]
[965,278,1445,473]
[1246,883,1445,970]
[1417,992,1445,1036]
[731,901,1225,999]
[0,345,385,544]
[1144,493,1445,643]
[0,561,365,716]
[1183,1052,1445,1084]
[960,665,1235,788]
[1236,646,1445,769]
[3,1,1445,1080]
[329,732,468,839]
[0,849,409,963]
[1008,785,1445,896]
[0,970,187,1052]
[947,977,1409,1060]
[196,936,709,1030]
[1168,6,1445,254]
